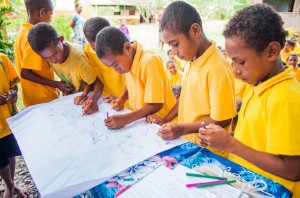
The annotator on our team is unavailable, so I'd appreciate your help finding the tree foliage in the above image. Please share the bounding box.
[51,14,72,42]
[0,1,14,60]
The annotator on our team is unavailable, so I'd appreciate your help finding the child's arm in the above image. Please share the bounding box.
[111,86,128,111]
[199,124,300,182]
[21,68,72,93]
[157,116,231,140]
[82,78,103,115]
[0,93,7,105]
[105,103,163,129]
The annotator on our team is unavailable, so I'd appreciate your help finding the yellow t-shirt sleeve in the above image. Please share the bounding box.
[79,59,97,85]
[143,56,165,104]
[266,92,300,155]
[21,40,44,70]
[3,55,19,87]
[208,69,236,121]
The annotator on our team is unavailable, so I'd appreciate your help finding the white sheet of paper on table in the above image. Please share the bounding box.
[7,93,187,198]
[119,165,242,198]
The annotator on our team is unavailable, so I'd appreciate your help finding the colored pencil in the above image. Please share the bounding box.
[186,179,227,188]
[186,173,228,180]
[201,121,206,129]
[196,180,236,188]
[60,72,70,85]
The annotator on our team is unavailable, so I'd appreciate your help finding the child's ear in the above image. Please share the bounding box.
[39,8,46,18]
[267,42,281,61]
[189,23,201,38]
[123,42,132,53]
[58,36,65,43]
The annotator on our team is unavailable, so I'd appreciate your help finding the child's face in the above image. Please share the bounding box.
[163,29,198,62]
[39,38,64,64]
[287,56,298,67]
[100,44,133,74]
[167,63,177,74]
[222,51,228,59]
[167,51,174,59]
[225,37,274,85]
[39,8,53,23]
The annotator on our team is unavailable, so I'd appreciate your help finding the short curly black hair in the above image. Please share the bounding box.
[24,0,53,13]
[84,17,110,42]
[287,40,296,47]
[223,4,286,52]
[161,1,203,38]
[95,27,129,59]
[28,22,59,53]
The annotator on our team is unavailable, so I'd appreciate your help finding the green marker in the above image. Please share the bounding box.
[196,180,236,188]
[59,72,70,85]
[186,173,228,180]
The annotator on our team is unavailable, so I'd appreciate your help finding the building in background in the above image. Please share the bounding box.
[252,0,300,31]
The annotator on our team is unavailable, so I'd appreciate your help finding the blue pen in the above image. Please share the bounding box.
[6,90,17,101]
[106,112,109,118]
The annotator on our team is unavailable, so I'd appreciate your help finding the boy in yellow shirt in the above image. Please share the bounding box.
[280,40,294,64]
[152,1,236,157]
[27,23,103,115]
[167,49,183,71]
[14,0,71,108]
[83,17,126,103]
[95,27,175,129]
[166,59,182,100]
[287,54,300,81]
[0,53,28,198]
[199,4,300,196]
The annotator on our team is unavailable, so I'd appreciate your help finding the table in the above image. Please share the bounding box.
[74,142,291,198]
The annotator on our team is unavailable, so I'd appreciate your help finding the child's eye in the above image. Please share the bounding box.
[173,43,179,47]
[239,61,245,66]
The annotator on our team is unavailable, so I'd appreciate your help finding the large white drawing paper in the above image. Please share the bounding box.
[120,165,242,198]
[7,93,187,198]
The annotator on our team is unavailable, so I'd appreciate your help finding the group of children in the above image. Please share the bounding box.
[1,0,300,197]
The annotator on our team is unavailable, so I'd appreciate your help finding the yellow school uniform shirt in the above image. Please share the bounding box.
[235,78,247,99]
[293,43,300,56]
[85,43,126,97]
[51,43,97,92]
[230,68,300,193]
[179,41,236,157]
[0,54,20,138]
[166,70,182,87]
[14,23,58,107]
[126,42,175,118]
[173,56,183,70]
[280,49,291,63]
[292,66,300,81]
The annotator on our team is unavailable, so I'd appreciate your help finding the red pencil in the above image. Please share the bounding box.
[82,95,92,117]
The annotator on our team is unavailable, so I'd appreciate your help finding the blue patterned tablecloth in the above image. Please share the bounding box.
[74,142,292,198]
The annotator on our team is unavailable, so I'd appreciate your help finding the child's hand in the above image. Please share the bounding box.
[146,114,166,125]
[57,82,74,95]
[82,99,98,115]
[74,95,87,105]
[157,123,181,140]
[0,94,7,105]
[104,114,127,129]
[103,95,117,103]
[111,97,124,111]
[7,89,18,104]
[199,124,235,151]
